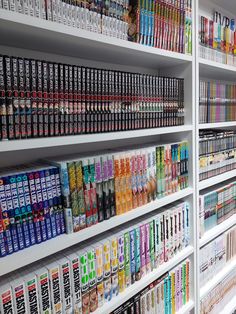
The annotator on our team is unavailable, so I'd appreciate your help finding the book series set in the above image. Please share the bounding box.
[199,130,236,181]
[200,224,236,287]
[199,10,236,65]
[0,141,189,257]
[200,267,236,314]
[0,201,190,314]
[112,259,190,314]
[199,179,236,238]
[199,80,236,124]
[0,55,185,141]
[48,141,189,233]
[1,0,193,55]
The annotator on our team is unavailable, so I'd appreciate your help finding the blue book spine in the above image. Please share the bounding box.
[28,171,42,244]
[9,175,25,250]
[3,176,17,253]
[34,171,47,242]
[45,169,57,238]
[22,173,36,246]
[16,174,31,248]
[39,170,52,240]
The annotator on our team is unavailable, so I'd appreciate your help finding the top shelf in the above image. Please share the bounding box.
[0,10,192,70]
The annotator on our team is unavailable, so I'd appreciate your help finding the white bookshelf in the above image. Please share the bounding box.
[0,3,196,312]
[196,0,236,313]
[3,0,236,311]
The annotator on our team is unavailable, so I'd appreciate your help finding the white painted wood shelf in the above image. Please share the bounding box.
[0,125,193,152]
[200,258,236,299]
[198,122,236,129]
[0,10,192,70]
[199,57,236,81]
[93,246,194,314]
[199,169,236,191]
[200,214,236,248]
[0,188,193,276]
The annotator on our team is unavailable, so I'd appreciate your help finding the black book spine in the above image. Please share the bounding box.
[42,61,49,137]
[64,64,69,135]
[72,65,78,135]
[81,67,86,134]
[0,56,7,140]
[54,63,60,137]
[59,64,65,136]
[31,59,38,138]
[25,59,32,138]
[37,60,43,137]
[48,62,55,137]
[12,57,20,139]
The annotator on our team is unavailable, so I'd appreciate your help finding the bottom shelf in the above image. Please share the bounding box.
[177,300,194,314]
[94,246,194,314]
[200,258,236,299]
[219,295,236,314]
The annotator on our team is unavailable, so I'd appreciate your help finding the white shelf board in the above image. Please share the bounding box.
[177,300,194,314]
[199,122,236,129]
[199,169,236,191]
[0,10,192,70]
[94,246,194,314]
[200,258,236,299]
[0,125,193,152]
[199,58,236,81]
[200,214,236,248]
[219,295,236,314]
[0,187,193,276]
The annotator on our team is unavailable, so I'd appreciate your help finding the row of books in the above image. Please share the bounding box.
[0,204,190,314]
[199,12,236,65]
[200,224,236,287]
[112,260,190,314]
[0,163,65,257]
[0,141,189,257]
[1,0,129,40]
[49,141,189,232]
[199,80,236,124]
[0,55,185,140]
[129,0,192,55]
[1,0,193,55]
[200,268,236,314]
[199,44,236,66]
[199,179,236,238]
[199,130,236,181]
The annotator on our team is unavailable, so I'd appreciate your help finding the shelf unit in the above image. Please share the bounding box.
[0,2,196,313]
[3,0,236,312]
[196,0,236,313]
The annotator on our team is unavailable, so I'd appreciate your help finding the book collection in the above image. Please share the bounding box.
[129,0,192,55]
[112,259,191,314]
[48,141,189,232]
[200,224,236,287]
[0,202,190,314]
[0,163,65,258]
[200,267,236,314]
[1,0,193,55]
[199,80,236,124]
[199,130,236,181]
[0,141,189,257]
[199,179,236,238]
[0,55,185,141]
[199,11,236,66]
